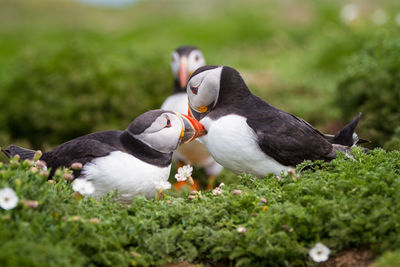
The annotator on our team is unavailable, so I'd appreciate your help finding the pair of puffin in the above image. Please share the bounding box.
[2,51,366,200]
[161,46,223,187]
[2,110,205,200]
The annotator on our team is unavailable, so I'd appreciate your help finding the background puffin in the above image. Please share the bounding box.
[186,65,367,177]
[2,110,205,200]
[161,46,222,189]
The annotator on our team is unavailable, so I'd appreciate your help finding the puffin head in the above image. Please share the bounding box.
[171,46,206,91]
[186,65,250,121]
[126,110,206,153]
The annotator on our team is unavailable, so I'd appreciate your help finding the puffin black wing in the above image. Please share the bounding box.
[42,131,123,177]
[246,96,335,166]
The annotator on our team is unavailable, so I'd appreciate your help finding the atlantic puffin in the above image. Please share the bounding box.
[2,110,206,199]
[186,65,366,177]
[161,46,222,187]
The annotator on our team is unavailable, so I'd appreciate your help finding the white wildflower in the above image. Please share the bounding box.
[219,183,225,187]
[237,226,247,233]
[0,187,19,210]
[154,180,171,191]
[212,187,223,196]
[372,9,387,25]
[309,242,331,262]
[340,4,359,24]
[72,179,95,196]
[175,165,193,182]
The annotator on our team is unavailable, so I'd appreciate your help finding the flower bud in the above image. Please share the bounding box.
[23,159,34,167]
[233,189,242,195]
[89,218,100,224]
[71,162,83,170]
[35,160,47,170]
[188,195,195,200]
[39,170,49,178]
[33,150,42,162]
[63,173,74,181]
[21,199,39,209]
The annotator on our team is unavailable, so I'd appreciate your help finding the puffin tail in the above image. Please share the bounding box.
[1,145,36,160]
[327,112,368,146]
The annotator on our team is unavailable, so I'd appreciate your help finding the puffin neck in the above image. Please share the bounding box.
[119,131,172,167]
[217,68,252,108]
[173,79,186,94]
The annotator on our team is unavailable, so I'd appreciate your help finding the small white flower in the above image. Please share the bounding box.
[72,179,95,196]
[154,180,171,191]
[219,183,225,187]
[175,165,193,182]
[372,9,387,25]
[309,242,331,262]
[237,226,247,233]
[212,187,223,196]
[0,187,19,210]
[340,4,359,24]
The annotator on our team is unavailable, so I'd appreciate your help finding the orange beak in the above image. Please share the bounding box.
[176,112,206,144]
[179,58,187,89]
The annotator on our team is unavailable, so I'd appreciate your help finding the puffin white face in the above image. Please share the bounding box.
[171,49,206,89]
[187,67,223,115]
[133,112,206,153]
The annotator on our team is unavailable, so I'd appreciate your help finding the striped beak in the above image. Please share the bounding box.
[175,112,206,145]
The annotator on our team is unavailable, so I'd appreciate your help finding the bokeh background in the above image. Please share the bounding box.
[1,0,399,156]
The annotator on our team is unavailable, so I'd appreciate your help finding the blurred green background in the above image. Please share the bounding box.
[0,0,399,154]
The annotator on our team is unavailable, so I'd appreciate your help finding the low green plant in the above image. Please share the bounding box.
[1,148,399,266]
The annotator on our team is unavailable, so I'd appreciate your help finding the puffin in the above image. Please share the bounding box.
[186,65,367,177]
[161,46,222,188]
[2,110,206,199]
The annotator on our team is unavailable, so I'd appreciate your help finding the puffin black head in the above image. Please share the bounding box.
[187,65,250,120]
[171,45,206,92]
[126,110,206,153]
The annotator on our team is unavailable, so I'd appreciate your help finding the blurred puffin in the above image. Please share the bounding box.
[186,66,367,177]
[161,46,222,189]
[2,110,205,200]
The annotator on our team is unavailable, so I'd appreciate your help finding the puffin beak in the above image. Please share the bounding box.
[179,57,187,89]
[176,112,206,145]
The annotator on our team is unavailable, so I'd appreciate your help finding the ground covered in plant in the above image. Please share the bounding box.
[0,148,399,267]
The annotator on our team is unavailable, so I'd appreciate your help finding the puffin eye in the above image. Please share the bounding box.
[165,118,171,128]
[195,55,199,62]
[190,86,198,95]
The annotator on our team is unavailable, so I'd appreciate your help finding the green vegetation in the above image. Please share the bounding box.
[0,148,399,266]
[336,33,400,150]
